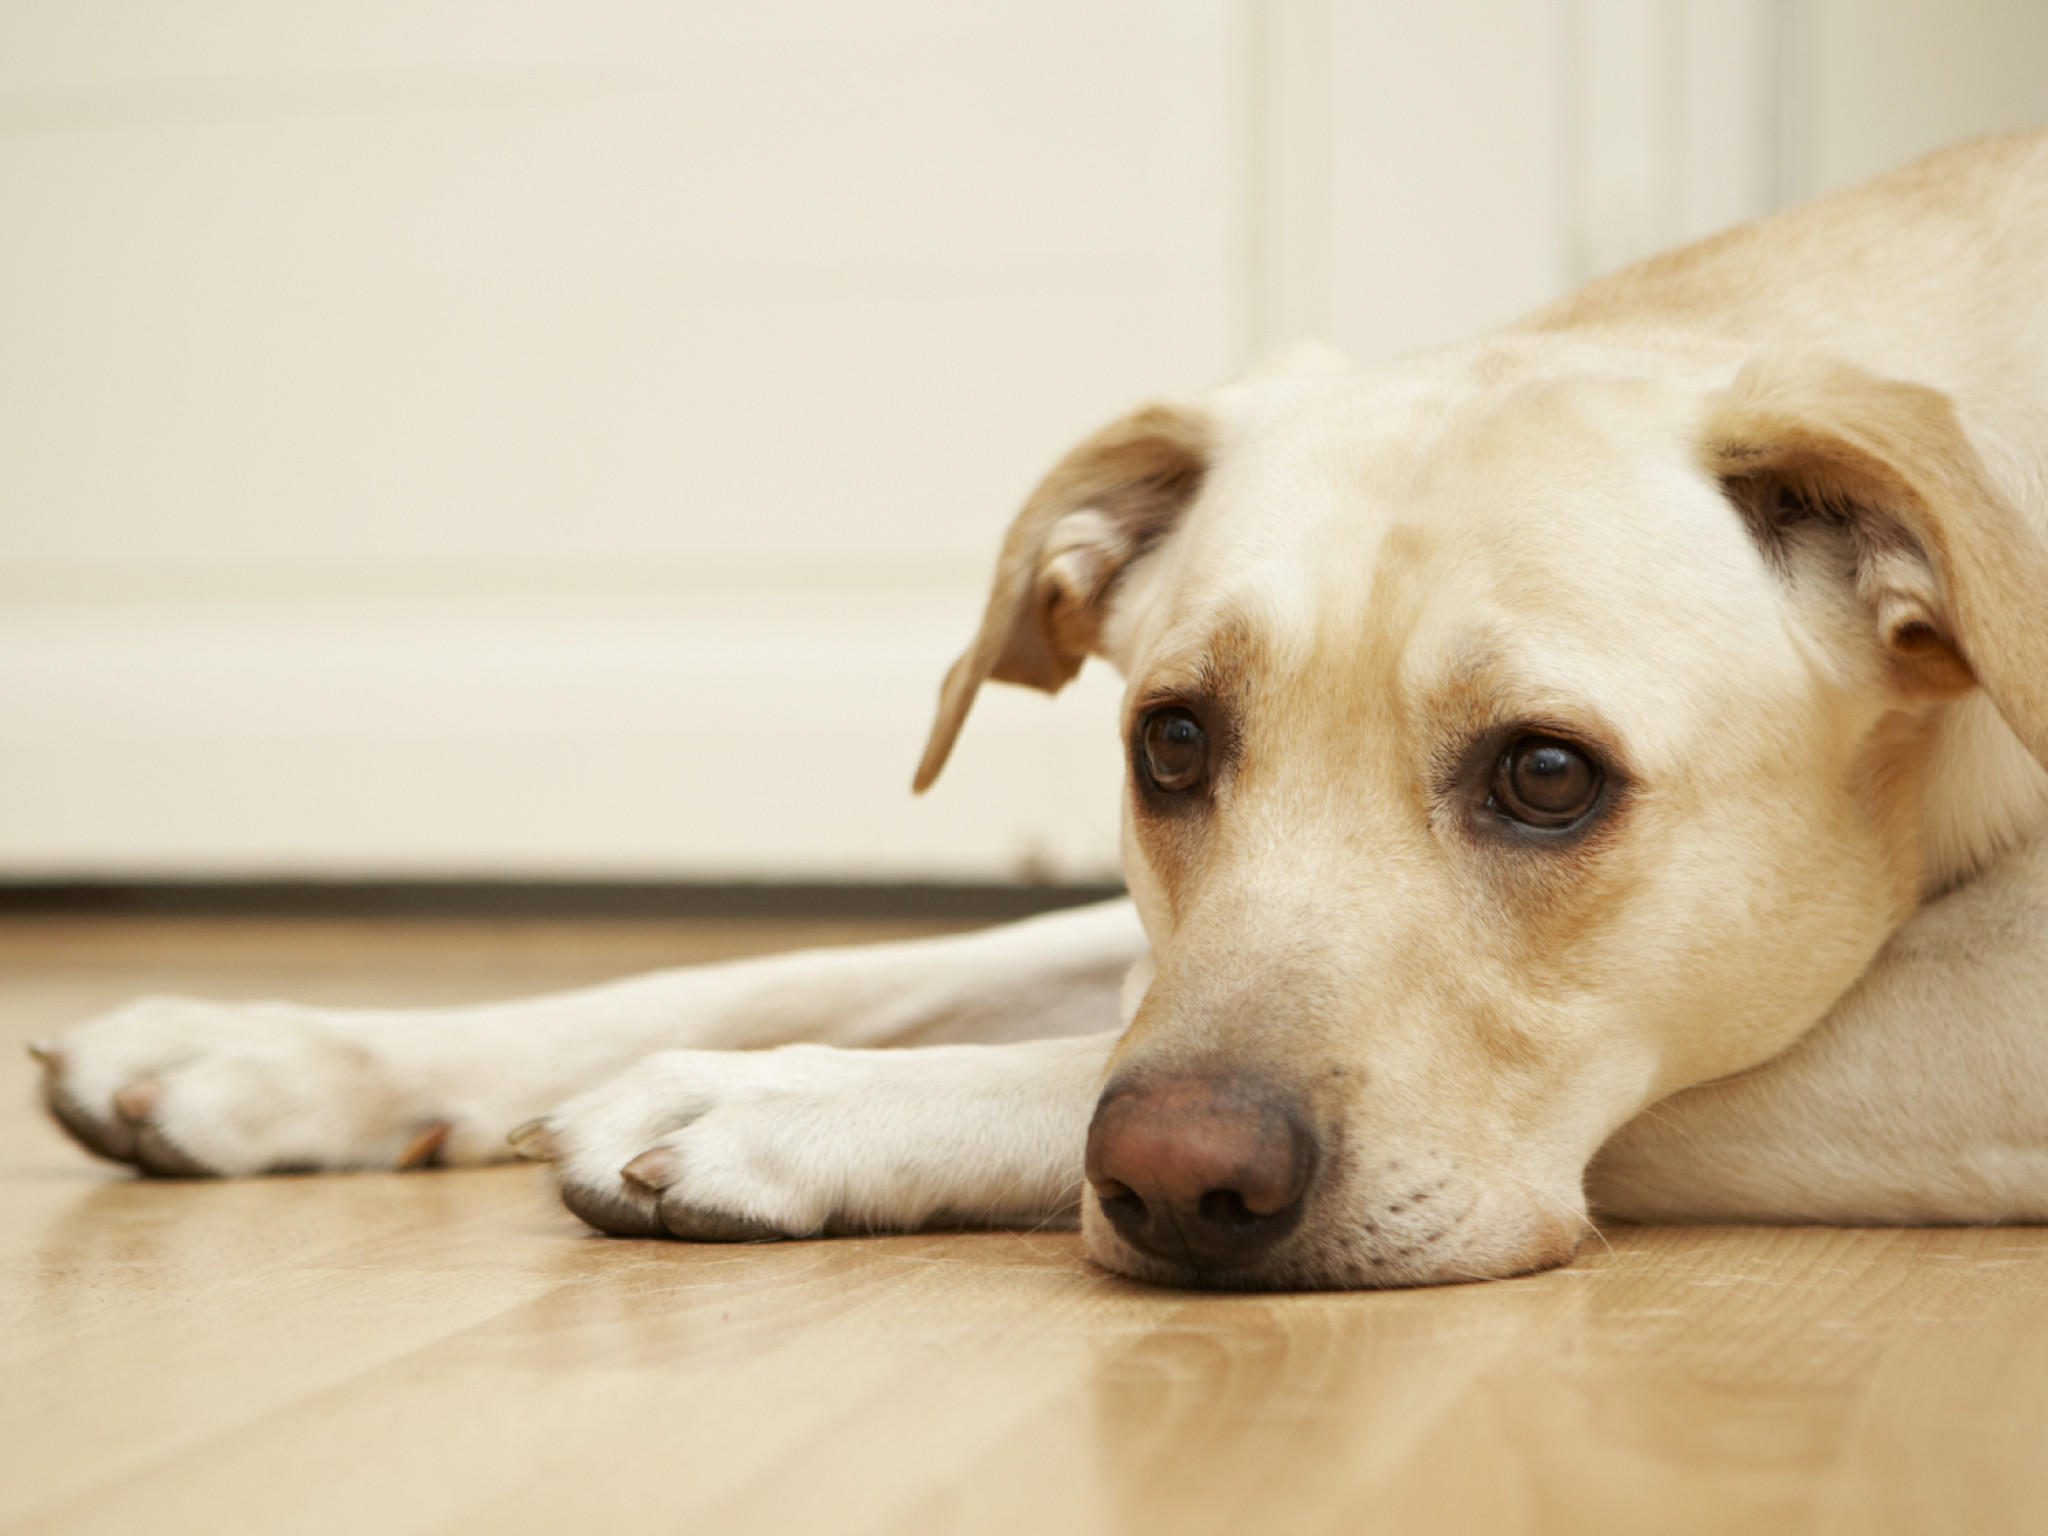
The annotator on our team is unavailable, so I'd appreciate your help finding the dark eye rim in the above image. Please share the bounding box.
[1134,704,1211,795]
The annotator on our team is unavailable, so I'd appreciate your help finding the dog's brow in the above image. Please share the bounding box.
[1447,639,1511,688]
[1431,640,1521,721]
[1424,640,1587,745]
[1137,609,1263,708]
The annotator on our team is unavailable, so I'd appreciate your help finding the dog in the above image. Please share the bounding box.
[33,132,2048,1290]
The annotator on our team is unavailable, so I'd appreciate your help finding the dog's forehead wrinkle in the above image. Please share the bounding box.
[1133,375,1672,680]
[1160,379,1805,743]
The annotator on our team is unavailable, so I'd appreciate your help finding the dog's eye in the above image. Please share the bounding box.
[1490,736,1601,828]
[1138,708,1208,793]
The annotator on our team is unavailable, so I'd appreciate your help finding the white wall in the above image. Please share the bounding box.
[3,1,1253,881]
[2,1,2042,881]
[1807,0,2048,196]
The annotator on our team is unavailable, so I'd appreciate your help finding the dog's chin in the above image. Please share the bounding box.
[1078,1197,1586,1292]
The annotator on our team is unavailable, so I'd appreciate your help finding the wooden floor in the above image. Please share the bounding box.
[4,916,2046,1536]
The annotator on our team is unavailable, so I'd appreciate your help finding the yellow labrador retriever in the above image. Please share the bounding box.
[35,132,2048,1289]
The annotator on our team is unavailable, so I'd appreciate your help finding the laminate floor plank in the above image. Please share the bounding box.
[3,917,2043,1535]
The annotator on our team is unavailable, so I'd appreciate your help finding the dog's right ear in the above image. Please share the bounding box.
[913,402,1211,792]
[1704,355,2048,770]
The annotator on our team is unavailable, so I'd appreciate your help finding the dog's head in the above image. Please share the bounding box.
[918,343,2048,1289]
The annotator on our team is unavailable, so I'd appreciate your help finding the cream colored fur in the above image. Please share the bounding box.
[35,133,2048,1289]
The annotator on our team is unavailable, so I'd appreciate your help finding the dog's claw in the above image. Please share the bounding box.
[507,1119,559,1162]
[112,1079,160,1124]
[395,1121,450,1170]
[619,1149,680,1193]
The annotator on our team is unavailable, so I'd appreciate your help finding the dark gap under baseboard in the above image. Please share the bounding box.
[0,879,1126,924]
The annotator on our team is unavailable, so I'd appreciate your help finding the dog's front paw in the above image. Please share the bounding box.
[34,997,445,1177]
[532,1047,870,1242]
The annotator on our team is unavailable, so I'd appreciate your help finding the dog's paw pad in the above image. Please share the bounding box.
[655,1201,790,1243]
[126,1116,219,1178]
[557,1170,668,1238]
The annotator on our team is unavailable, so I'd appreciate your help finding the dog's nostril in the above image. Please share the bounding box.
[1097,1180,1149,1222]
[1196,1188,1262,1227]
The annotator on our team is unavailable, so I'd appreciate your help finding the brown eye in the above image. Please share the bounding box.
[1139,708,1208,793]
[1491,736,1601,828]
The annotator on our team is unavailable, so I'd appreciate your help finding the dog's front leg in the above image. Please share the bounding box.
[1589,835,2048,1224]
[534,1032,1119,1238]
[35,900,1143,1180]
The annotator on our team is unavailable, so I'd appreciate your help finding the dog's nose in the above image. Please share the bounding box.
[1084,1073,1315,1272]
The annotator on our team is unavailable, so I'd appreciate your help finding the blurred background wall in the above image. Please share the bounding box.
[3,0,2044,886]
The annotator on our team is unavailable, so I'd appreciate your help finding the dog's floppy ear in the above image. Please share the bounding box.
[913,402,1211,791]
[1704,355,2048,769]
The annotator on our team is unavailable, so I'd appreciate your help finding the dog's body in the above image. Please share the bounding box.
[37,133,2048,1288]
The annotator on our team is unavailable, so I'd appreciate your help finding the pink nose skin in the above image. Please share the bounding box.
[1084,1073,1315,1273]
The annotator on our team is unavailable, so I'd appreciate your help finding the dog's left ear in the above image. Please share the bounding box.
[1704,355,2048,769]
[913,402,1211,791]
